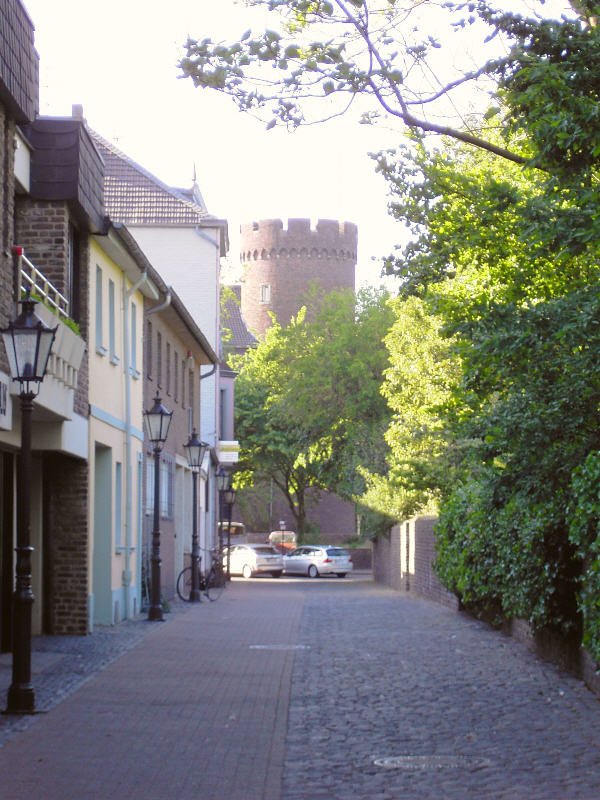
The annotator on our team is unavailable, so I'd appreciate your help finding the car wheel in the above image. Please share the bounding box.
[242,564,253,579]
[336,573,347,578]
[308,564,319,578]
[271,571,282,578]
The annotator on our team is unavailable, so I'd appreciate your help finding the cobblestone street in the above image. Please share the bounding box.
[1,574,600,799]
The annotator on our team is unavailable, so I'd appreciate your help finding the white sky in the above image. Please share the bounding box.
[21,0,572,289]
[23,0,405,289]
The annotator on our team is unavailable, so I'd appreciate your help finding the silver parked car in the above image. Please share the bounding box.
[224,543,284,579]
[283,546,353,578]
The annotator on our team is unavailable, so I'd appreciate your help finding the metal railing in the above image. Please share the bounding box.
[13,246,69,320]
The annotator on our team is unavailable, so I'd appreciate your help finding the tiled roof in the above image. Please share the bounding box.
[223,285,257,352]
[89,130,215,225]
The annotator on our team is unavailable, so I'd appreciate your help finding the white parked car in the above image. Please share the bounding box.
[283,546,353,578]
[223,543,284,579]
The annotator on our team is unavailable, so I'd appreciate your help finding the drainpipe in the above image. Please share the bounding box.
[122,270,153,619]
[146,291,172,317]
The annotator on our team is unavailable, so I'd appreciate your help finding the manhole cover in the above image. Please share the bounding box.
[249,644,310,651]
[373,755,491,771]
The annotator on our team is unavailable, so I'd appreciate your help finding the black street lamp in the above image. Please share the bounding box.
[1,292,57,714]
[217,467,236,580]
[183,429,209,603]
[216,465,229,554]
[223,485,236,581]
[144,392,172,621]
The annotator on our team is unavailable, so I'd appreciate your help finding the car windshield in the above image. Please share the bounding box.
[326,548,348,557]
[253,546,278,554]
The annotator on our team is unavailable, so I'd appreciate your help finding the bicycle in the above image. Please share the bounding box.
[176,551,226,602]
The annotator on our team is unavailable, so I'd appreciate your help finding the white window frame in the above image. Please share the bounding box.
[95,265,107,356]
[260,283,271,304]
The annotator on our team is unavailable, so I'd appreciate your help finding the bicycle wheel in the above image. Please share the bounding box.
[176,566,192,601]
[205,564,226,601]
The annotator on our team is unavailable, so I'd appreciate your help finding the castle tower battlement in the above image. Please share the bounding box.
[240,218,357,338]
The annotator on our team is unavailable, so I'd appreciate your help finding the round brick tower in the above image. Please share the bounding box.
[240,218,357,338]
[238,217,359,542]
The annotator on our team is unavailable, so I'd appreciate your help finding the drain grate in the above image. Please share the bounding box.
[249,644,310,651]
[373,755,491,771]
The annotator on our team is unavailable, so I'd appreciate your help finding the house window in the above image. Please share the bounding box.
[260,283,271,304]
[130,302,139,378]
[157,332,162,388]
[145,457,153,516]
[220,387,226,440]
[188,370,194,419]
[166,342,171,395]
[109,279,119,365]
[174,352,179,401]
[115,461,122,549]
[146,320,153,378]
[160,455,174,519]
[147,454,175,519]
[95,266,107,355]
[181,360,186,408]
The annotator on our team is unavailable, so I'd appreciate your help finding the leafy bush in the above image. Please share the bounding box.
[569,451,600,661]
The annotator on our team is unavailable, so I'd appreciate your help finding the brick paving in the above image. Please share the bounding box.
[0,574,600,799]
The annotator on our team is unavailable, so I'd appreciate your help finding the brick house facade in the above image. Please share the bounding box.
[0,2,98,645]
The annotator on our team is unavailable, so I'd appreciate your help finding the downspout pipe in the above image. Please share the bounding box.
[146,289,172,317]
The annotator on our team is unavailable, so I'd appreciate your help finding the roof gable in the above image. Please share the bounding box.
[90,130,215,226]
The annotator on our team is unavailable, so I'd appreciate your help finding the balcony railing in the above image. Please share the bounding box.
[13,245,69,320]
[10,246,84,398]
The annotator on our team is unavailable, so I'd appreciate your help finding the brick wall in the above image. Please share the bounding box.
[372,521,403,591]
[14,198,70,291]
[373,517,600,696]
[0,103,16,367]
[14,198,90,416]
[373,516,459,610]
[44,453,89,634]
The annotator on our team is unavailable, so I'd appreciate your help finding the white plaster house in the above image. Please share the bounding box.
[87,119,238,560]
[88,225,159,625]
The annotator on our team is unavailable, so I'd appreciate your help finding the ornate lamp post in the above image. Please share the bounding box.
[1,291,57,714]
[223,483,236,580]
[144,392,172,621]
[216,465,228,554]
[183,429,209,602]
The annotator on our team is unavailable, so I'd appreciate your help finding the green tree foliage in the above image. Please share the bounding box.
[569,451,600,659]
[180,0,569,164]
[191,0,600,651]
[364,0,600,637]
[231,288,394,539]
[375,120,600,637]
[359,294,461,521]
[230,312,315,537]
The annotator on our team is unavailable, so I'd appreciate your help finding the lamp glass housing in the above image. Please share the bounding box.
[184,429,208,470]
[216,466,230,493]
[143,393,173,444]
[1,296,57,390]
[224,487,236,506]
